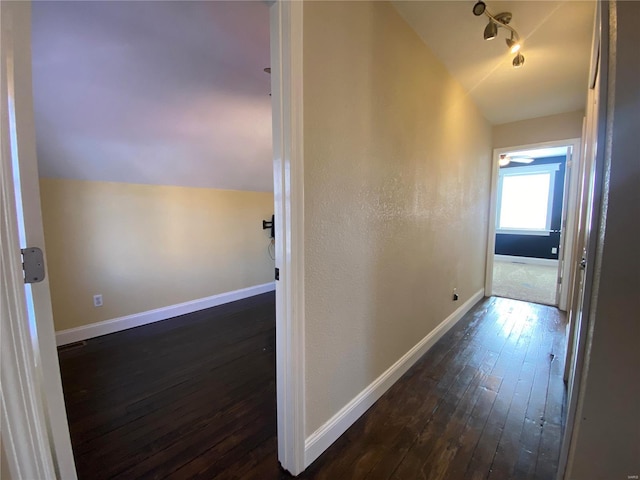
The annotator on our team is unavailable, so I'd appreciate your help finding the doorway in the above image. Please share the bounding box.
[33,0,278,476]
[485,139,581,310]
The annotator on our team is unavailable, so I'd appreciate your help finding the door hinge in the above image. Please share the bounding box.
[21,247,45,284]
[275,267,280,281]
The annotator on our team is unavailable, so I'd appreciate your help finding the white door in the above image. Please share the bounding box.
[1,2,76,478]
[557,4,602,476]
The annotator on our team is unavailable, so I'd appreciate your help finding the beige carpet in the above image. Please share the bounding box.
[492,259,558,306]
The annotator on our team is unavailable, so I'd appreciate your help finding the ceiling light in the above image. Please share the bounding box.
[472,2,525,68]
[512,53,525,68]
[483,21,498,40]
[510,155,533,163]
[472,1,487,16]
[500,154,534,166]
[506,37,521,54]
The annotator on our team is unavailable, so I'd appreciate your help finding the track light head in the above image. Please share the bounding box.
[483,21,498,40]
[506,37,521,53]
[512,53,525,68]
[472,1,486,16]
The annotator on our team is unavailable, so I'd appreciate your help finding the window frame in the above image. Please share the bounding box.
[496,163,560,236]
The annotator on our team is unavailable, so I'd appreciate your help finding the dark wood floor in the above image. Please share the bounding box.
[59,294,566,479]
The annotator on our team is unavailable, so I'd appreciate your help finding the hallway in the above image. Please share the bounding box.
[299,296,567,479]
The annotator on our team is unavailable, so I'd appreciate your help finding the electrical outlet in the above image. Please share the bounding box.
[552,247,558,254]
[93,294,103,307]
[453,288,459,301]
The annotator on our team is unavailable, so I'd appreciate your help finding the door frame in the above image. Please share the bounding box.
[485,137,582,310]
[269,0,306,475]
[1,2,77,478]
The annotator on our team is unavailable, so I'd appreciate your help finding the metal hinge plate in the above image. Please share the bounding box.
[21,247,45,283]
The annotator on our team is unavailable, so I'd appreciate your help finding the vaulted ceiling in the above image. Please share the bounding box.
[31,1,595,192]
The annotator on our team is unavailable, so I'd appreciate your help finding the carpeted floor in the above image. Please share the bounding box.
[492,259,558,306]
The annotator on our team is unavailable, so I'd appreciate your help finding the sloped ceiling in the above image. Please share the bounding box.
[31,1,273,192]
[393,0,595,125]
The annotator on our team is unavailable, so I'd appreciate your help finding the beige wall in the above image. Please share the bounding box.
[40,178,274,331]
[493,110,584,149]
[567,1,640,477]
[303,1,492,435]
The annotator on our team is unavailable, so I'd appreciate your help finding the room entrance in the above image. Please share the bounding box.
[485,139,581,310]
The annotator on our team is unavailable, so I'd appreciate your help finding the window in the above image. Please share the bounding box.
[496,163,560,236]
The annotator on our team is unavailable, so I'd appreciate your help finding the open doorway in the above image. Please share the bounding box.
[28,1,285,477]
[486,139,581,310]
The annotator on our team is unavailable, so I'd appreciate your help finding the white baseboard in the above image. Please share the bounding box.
[56,282,276,346]
[494,254,559,267]
[303,288,485,468]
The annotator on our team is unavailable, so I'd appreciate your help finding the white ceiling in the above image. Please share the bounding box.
[393,0,595,125]
[31,1,273,192]
[32,1,595,191]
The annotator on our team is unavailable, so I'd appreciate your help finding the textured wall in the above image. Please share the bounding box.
[40,178,274,331]
[303,1,492,436]
[493,110,584,149]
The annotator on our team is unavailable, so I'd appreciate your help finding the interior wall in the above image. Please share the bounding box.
[303,1,492,436]
[40,178,274,331]
[568,1,640,477]
[493,110,584,149]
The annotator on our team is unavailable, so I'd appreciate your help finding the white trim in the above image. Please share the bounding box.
[55,283,275,346]
[2,2,77,477]
[494,254,559,267]
[485,151,500,297]
[304,289,485,468]
[1,2,57,477]
[496,229,551,236]
[270,0,306,476]
[558,141,582,311]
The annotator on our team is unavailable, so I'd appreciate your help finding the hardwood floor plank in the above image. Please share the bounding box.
[535,422,562,480]
[438,384,498,480]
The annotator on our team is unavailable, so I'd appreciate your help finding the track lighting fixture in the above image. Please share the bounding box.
[483,21,498,40]
[512,53,525,68]
[472,1,487,16]
[472,1,525,68]
[506,35,521,53]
